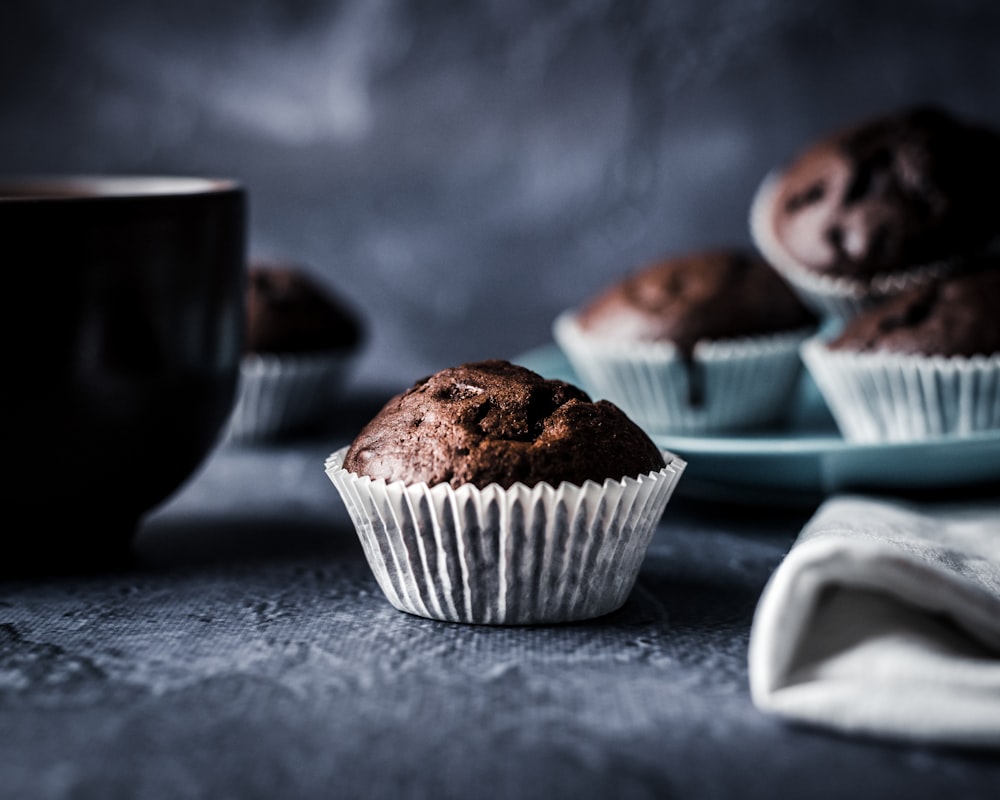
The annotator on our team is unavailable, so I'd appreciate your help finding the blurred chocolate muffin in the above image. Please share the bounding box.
[751,105,1000,319]
[226,260,365,443]
[554,249,818,433]
[342,359,665,489]
[827,261,1000,357]
[245,262,362,355]
[801,262,1000,441]
[574,249,817,356]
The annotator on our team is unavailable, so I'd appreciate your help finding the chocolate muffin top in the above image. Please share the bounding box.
[342,360,666,489]
[827,262,1000,357]
[574,249,817,359]
[245,262,363,355]
[768,105,1000,280]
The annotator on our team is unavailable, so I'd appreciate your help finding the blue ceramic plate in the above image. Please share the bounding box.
[514,344,1000,505]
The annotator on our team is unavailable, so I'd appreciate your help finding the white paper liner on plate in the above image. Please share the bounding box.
[800,336,1000,442]
[749,171,958,322]
[225,352,353,443]
[324,446,686,625]
[552,311,811,435]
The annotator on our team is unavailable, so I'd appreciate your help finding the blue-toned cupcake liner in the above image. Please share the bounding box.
[224,352,354,443]
[324,446,686,625]
[801,336,1000,442]
[749,171,956,322]
[552,311,811,435]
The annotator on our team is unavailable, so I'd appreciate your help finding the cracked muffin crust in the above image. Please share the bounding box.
[342,359,665,489]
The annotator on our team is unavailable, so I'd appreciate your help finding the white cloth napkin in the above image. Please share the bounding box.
[748,493,1000,749]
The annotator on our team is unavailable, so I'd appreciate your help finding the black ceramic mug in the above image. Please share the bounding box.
[1,176,246,573]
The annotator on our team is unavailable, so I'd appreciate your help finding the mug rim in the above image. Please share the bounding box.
[0,174,243,201]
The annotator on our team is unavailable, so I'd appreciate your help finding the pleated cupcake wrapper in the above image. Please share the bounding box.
[225,352,353,443]
[553,311,811,435]
[749,171,959,321]
[800,336,1000,442]
[324,446,686,625]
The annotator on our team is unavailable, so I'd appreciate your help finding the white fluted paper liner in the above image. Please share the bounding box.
[750,171,956,322]
[553,311,811,435]
[225,352,354,443]
[324,446,686,625]
[801,336,1000,442]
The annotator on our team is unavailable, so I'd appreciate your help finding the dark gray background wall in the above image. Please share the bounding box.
[3,0,998,393]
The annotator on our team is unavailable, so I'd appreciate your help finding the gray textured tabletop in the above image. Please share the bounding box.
[2,396,998,800]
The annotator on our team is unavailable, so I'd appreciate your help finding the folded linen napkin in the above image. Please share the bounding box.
[748,494,1000,749]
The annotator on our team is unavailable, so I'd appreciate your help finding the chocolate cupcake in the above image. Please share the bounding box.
[226,261,364,442]
[244,263,362,356]
[750,105,1000,320]
[553,249,818,434]
[801,262,1000,441]
[325,360,685,625]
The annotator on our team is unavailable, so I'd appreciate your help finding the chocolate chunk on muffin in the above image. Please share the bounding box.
[751,105,1000,319]
[554,249,818,433]
[245,262,362,354]
[326,360,685,625]
[343,359,665,489]
[801,262,1000,441]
